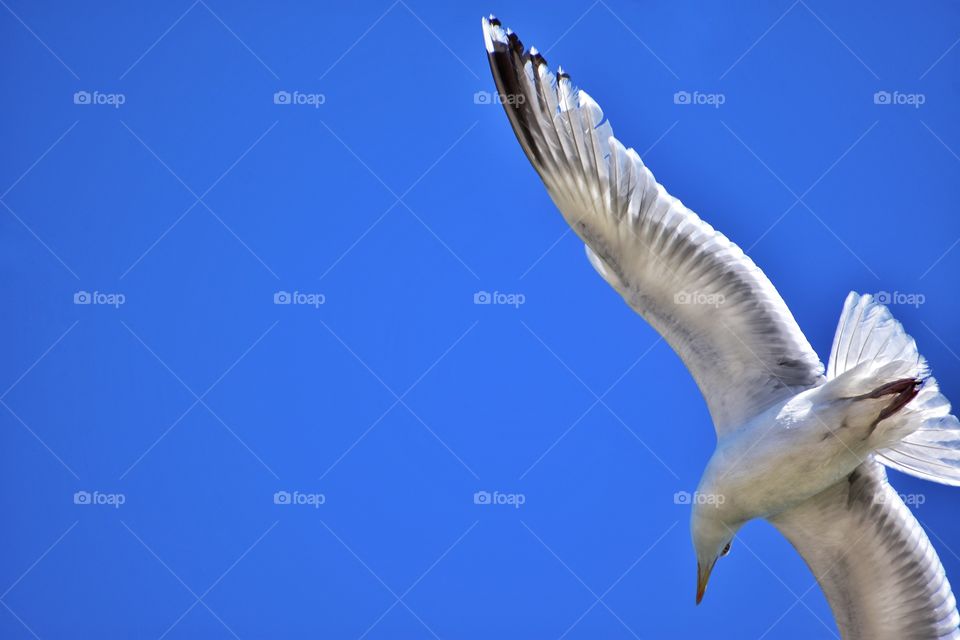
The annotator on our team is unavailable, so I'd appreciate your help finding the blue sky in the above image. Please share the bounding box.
[2,1,960,638]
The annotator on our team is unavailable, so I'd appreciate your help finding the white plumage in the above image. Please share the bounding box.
[483,16,960,639]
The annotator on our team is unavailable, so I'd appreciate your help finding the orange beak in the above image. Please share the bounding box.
[696,561,714,605]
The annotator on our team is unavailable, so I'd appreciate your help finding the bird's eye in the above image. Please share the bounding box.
[721,542,732,557]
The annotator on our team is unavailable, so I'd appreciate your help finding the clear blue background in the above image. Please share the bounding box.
[2,1,960,638]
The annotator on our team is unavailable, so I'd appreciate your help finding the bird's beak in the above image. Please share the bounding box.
[696,560,714,605]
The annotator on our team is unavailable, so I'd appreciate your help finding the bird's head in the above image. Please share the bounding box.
[691,500,741,605]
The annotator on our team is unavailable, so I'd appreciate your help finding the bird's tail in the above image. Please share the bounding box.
[826,291,960,486]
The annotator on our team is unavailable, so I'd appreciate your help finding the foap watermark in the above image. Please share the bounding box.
[674,490,726,506]
[875,491,926,507]
[473,490,526,509]
[474,90,525,106]
[273,490,326,508]
[74,290,126,308]
[73,90,126,108]
[273,90,326,108]
[674,290,725,308]
[473,290,525,308]
[875,290,925,308]
[873,90,925,108]
[674,91,725,108]
[274,290,325,307]
[73,490,126,508]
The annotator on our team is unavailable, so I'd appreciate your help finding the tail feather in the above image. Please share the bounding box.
[859,377,923,423]
[829,292,960,486]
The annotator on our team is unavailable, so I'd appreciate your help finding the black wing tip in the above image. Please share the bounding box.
[506,30,524,54]
[482,16,550,67]
[482,15,509,53]
[529,48,548,67]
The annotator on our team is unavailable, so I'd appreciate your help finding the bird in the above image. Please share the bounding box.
[481,15,960,640]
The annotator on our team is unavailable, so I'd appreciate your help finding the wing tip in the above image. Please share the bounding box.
[482,15,550,67]
[481,15,506,53]
[481,15,524,55]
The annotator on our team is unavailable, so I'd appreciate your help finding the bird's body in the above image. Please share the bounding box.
[702,371,923,525]
[482,15,960,638]
[700,386,872,524]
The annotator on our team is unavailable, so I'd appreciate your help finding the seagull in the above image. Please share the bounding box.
[482,16,960,639]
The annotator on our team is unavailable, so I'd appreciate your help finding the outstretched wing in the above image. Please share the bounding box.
[483,17,824,433]
[770,461,959,640]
